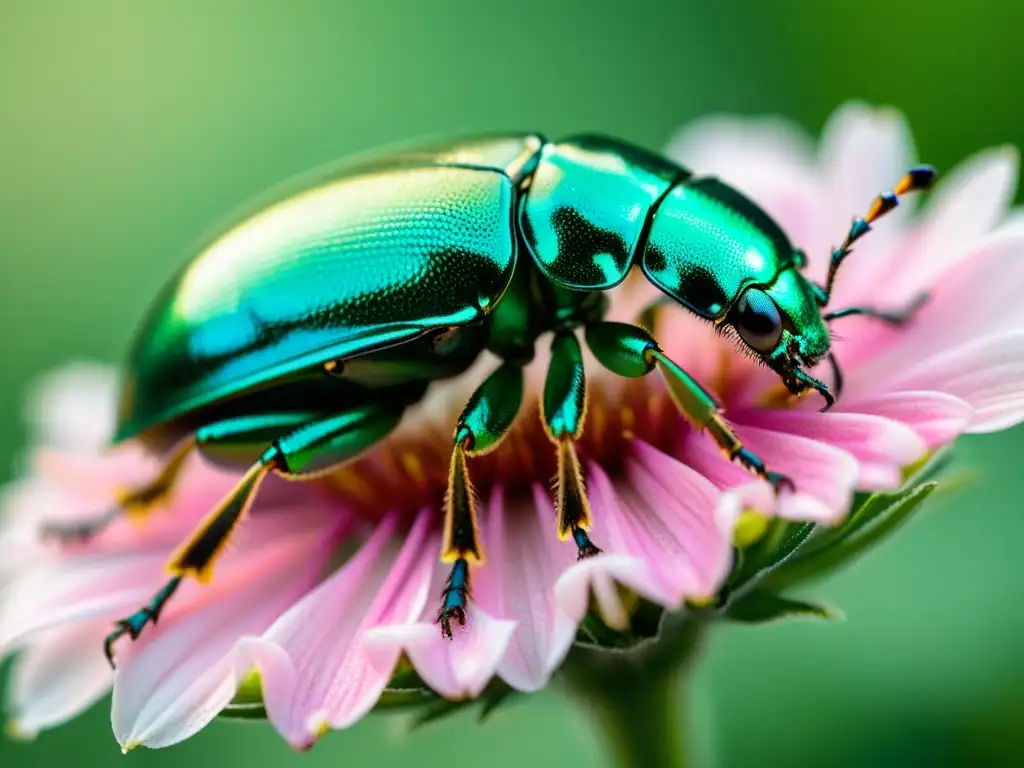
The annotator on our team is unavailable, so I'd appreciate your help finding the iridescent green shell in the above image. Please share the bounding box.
[640,177,800,320]
[115,136,545,441]
[520,135,687,290]
[116,131,824,444]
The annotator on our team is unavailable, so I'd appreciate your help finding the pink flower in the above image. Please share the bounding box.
[2,102,1023,751]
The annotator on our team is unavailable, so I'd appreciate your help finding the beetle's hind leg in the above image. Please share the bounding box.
[586,321,794,492]
[438,362,524,638]
[103,401,406,666]
[103,459,273,666]
[42,437,195,543]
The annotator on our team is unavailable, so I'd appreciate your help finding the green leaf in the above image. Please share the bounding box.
[573,583,664,649]
[727,519,817,590]
[762,481,938,590]
[219,659,439,722]
[725,590,839,623]
[902,444,956,485]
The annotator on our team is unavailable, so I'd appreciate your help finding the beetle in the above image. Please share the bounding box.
[43,133,934,664]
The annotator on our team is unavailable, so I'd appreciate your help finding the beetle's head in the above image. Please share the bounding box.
[725,264,834,409]
[721,164,937,411]
[641,166,936,412]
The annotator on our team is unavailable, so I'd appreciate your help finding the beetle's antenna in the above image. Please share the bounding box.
[819,166,936,305]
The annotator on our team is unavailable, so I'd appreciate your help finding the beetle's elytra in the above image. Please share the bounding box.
[47,133,935,662]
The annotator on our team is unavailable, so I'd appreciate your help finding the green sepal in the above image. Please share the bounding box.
[219,671,268,721]
[372,665,437,712]
[409,680,519,729]
[794,446,954,561]
[218,659,440,722]
[725,590,839,624]
[737,448,950,593]
[762,481,939,590]
[573,585,663,650]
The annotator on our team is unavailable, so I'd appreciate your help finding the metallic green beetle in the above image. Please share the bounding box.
[44,133,935,663]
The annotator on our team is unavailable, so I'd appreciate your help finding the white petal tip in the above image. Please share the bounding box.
[299,713,330,751]
[993,144,1020,166]
[5,719,37,742]
[120,740,141,754]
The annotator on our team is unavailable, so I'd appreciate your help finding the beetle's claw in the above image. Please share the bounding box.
[571,526,603,560]
[437,558,470,639]
[103,608,156,668]
[437,580,468,639]
[735,448,795,494]
[437,603,466,640]
[765,471,795,494]
[102,576,183,667]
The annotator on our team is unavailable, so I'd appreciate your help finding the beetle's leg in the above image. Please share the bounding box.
[542,330,601,558]
[586,321,793,492]
[439,362,523,638]
[103,460,273,666]
[823,292,929,325]
[820,292,930,399]
[103,402,405,666]
[42,438,195,543]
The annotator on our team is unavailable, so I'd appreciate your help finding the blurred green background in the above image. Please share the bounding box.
[2,1,1023,765]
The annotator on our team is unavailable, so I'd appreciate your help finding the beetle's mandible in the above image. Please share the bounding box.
[43,133,935,661]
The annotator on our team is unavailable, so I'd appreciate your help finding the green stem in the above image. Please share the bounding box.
[561,616,704,768]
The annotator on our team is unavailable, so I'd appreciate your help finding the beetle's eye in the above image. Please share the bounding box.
[732,288,783,353]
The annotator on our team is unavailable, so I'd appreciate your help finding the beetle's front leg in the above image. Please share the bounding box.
[439,363,523,638]
[585,322,794,492]
[41,438,195,543]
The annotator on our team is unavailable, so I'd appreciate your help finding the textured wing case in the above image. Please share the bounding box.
[115,147,530,440]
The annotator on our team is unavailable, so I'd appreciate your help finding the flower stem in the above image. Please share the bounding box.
[561,616,704,768]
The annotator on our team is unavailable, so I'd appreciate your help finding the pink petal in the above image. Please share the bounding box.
[0,551,167,651]
[0,478,62,583]
[460,484,576,693]
[674,431,775,514]
[724,419,860,524]
[886,146,1019,299]
[365,605,515,701]
[665,113,821,254]
[817,104,915,290]
[875,330,1024,433]
[834,220,1024,377]
[846,391,973,450]
[742,410,926,492]
[111,519,339,750]
[6,621,113,738]
[245,511,435,748]
[24,363,119,452]
[609,441,736,599]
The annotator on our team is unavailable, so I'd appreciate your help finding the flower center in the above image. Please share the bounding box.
[321,375,688,525]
